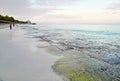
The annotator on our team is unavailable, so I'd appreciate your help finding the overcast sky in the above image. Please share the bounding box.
[0,0,120,24]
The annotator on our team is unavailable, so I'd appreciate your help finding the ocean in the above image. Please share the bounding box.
[22,24,120,81]
[23,24,120,45]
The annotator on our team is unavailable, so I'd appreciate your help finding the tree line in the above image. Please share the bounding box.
[0,14,30,24]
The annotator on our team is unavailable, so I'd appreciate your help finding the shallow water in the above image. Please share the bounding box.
[22,24,120,64]
[23,24,120,47]
[22,24,120,81]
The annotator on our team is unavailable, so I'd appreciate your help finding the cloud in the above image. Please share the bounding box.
[29,0,79,9]
[0,0,40,20]
[0,0,57,20]
[43,14,81,19]
[0,0,29,14]
[31,14,81,24]
[107,3,120,10]
[0,0,80,21]
[30,0,79,6]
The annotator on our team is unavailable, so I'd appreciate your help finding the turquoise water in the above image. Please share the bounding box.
[25,24,120,45]
[23,24,120,58]
[22,24,120,57]
[22,24,120,81]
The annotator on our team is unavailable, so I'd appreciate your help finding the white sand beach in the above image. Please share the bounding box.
[0,27,63,81]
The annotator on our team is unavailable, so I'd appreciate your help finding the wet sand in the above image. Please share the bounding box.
[0,24,9,29]
[0,27,63,81]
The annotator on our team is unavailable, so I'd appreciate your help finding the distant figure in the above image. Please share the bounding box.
[13,23,15,27]
[9,23,12,30]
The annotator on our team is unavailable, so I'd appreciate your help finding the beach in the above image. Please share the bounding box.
[0,24,9,29]
[0,24,120,81]
[1,0,120,80]
[0,26,63,81]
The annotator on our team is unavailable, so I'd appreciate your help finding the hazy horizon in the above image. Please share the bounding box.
[0,0,120,24]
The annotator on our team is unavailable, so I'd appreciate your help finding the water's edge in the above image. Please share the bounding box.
[22,24,120,81]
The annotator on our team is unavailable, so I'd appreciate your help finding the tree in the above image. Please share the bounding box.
[0,15,5,20]
[10,16,15,22]
[0,14,31,24]
[4,15,11,21]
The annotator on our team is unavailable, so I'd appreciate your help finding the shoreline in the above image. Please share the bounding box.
[1,25,120,81]
[0,24,9,29]
[30,25,120,81]
[0,27,63,81]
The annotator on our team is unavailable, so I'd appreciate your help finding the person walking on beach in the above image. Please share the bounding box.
[13,24,14,27]
[9,22,12,30]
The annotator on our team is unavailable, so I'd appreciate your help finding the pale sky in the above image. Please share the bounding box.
[0,0,120,24]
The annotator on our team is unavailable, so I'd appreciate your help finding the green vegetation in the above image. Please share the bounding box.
[68,70,96,81]
[48,47,120,81]
[52,57,112,81]
[52,58,98,81]
[0,15,15,22]
[0,14,31,24]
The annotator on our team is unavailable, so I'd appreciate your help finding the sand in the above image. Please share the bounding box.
[0,27,63,81]
[0,24,9,29]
